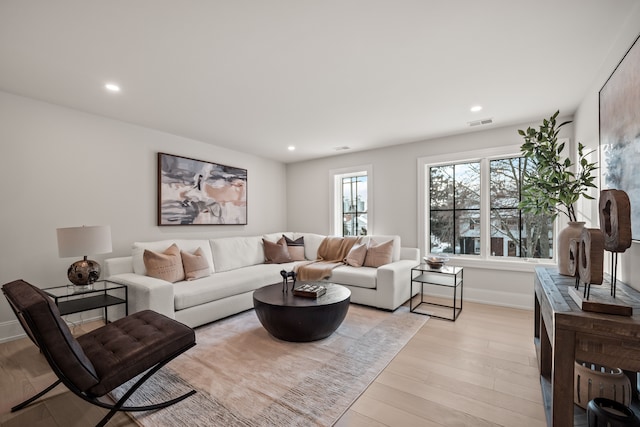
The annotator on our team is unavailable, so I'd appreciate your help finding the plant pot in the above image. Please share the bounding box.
[558,221,585,276]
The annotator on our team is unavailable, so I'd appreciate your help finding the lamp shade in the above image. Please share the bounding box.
[57,225,112,258]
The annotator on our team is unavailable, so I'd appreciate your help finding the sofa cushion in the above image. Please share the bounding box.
[284,236,305,261]
[143,244,185,283]
[360,235,401,262]
[363,239,394,268]
[132,240,214,276]
[173,263,295,310]
[344,242,367,267]
[330,265,377,289]
[181,247,211,281]
[209,236,264,272]
[296,233,325,260]
[263,232,294,243]
[263,237,292,264]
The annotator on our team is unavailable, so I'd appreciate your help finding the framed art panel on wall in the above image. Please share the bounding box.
[600,33,640,241]
[158,152,247,225]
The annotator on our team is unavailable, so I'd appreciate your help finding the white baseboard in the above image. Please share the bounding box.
[421,287,534,311]
[0,311,104,343]
[0,319,26,343]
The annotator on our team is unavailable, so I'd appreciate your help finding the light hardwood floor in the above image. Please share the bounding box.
[0,302,545,426]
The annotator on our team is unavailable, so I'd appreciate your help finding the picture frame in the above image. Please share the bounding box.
[157,152,247,225]
[599,33,640,241]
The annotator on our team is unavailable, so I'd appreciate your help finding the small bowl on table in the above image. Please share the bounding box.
[424,254,449,270]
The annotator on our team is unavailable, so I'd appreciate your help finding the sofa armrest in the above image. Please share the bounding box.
[104,256,134,276]
[376,259,420,310]
[400,247,420,262]
[106,273,175,319]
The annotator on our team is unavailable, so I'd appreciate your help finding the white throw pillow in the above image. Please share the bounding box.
[295,233,325,260]
[209,236,264,272]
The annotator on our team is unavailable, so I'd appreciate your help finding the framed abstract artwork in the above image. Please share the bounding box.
[599,33,640,241]
[158,153,247,225]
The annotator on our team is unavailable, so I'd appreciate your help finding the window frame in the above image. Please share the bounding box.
[418,145,559,272]
[330,164,373,237]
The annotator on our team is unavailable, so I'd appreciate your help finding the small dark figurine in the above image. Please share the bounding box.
[280,270,297,293]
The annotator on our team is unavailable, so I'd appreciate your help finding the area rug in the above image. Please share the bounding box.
[112,305,427,426]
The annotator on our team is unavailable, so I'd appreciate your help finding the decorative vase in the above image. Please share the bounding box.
[574,360,632,409]
[558,221,585,276]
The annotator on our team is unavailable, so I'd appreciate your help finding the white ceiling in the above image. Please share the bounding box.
[1,1,638,163]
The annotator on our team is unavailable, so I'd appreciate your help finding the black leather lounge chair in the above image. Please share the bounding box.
[2,279,196,427]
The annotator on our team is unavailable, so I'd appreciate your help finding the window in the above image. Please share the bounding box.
[489,157,553,258]
[331,165,372,237]
[429,162,481,255]
[420,146,554,262]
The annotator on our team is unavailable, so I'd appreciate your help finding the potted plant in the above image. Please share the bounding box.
[518,111,598,275]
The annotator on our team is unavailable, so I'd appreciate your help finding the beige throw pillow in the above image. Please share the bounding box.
[344,242,368,267]
[363,239,394,268]
[263,237,292,264]
[284,235,305,261]
[143,243,185,283]
[181,247,210,281]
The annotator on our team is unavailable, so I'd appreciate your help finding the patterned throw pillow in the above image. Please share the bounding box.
[181,247,210,281]
[263,237,292,264]
[344,243,367,267]
[363,239,394,268]
[284,235,305,261]
[143,243,185,282]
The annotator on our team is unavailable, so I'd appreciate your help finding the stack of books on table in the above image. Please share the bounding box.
[293,283,327,298]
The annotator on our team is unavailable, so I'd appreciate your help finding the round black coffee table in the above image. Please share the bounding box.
[253,282,351,342]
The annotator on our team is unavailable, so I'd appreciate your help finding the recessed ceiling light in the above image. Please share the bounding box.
[470,105,482,112]
[105,83,121,92]
[288,146,295,151]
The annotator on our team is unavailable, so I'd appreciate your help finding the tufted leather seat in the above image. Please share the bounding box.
[2,279,196,427]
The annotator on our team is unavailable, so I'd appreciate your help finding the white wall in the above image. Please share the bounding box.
[574,5,640,290]
[287,121,573,310]
[287,6,640,310]
[0,91,288,340]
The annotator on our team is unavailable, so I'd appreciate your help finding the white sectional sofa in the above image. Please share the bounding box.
[104,232,420,328]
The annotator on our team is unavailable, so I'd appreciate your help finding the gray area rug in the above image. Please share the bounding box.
[112,304,427,426]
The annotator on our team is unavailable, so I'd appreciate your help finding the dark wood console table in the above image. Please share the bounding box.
[534,267,640,426]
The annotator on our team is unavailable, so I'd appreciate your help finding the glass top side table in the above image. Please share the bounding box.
[43,280,128,323]
[410,263,463,321]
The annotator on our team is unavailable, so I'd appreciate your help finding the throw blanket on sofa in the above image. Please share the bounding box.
[295,236,359,281]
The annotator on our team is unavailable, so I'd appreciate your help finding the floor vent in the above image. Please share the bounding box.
[468,118,493,127]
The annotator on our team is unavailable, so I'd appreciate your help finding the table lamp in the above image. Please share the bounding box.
[57,225,112,286]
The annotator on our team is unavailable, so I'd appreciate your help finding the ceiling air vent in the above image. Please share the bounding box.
[468,118,493,127]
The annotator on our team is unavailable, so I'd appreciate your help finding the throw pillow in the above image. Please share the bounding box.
[284,235,305,261]
[363,239,394,268]
[181,247,210,281]
[143,243,185,283]
[344,242,367,267]
[263,237,292,264]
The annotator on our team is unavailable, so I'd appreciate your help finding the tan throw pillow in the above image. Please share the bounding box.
[143,243,185,283]
[181,247,210,281]
[284,235,305,261]
[263,237,292,264]
[363,239,394,268]
[344,243,367,267]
